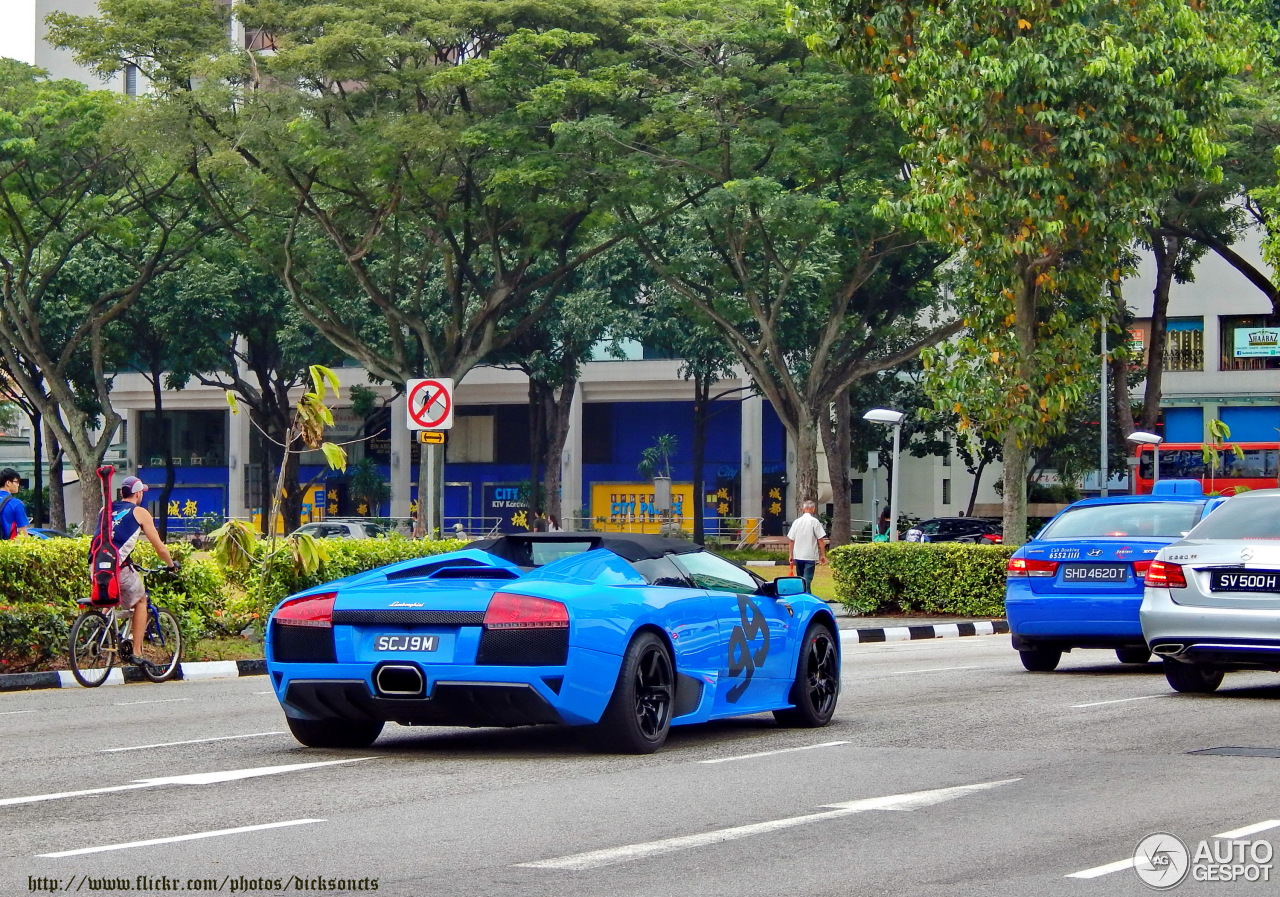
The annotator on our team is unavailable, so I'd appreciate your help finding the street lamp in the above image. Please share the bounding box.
[864,408,906,541]
[1127,431,1163,493]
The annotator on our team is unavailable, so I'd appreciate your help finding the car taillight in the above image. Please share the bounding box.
[1006,557,1059,578]
[484,592,569,629]
[981,533,1003,544]
[1133,560,1152,580]
[1144,560,1187,588]
[274,592,336,628]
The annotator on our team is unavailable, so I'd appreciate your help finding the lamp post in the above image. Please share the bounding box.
[1127,431,1163,493]
[863,408,906,541]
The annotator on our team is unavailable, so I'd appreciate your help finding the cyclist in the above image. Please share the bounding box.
[95,476,177,663]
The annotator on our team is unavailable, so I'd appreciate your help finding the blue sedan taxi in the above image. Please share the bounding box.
[1006,481,1225,672]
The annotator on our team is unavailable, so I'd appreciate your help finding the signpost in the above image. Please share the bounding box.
[406,378,455,538]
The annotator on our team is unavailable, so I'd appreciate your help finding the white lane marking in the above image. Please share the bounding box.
[0,710,37,716]
[1066,857,1138,879]
[517,778,1020,871]
[1071,695,1165,709]
[0,758,371,807]
[114,698,191,706]
[254,690,274,695]
[1216,820,1280,839]
[699,741,849,765]
[883,665,985,675]
[38,819,325,857]
[1068,820,1280,879]
[101,731,285,753]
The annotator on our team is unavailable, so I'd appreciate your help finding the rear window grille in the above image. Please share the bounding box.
[270,621,336,663]
[477,629,569,666]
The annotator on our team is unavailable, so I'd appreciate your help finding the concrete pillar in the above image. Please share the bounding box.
[391,394,412,524]
[562,386,584,530]
[227,404,251,518]
[740,392,763,524]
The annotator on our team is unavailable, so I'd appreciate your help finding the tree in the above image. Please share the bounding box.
[50,0,695,534]
[0,60,215,526]
[791,0,1253,543]
[597,0,955,514]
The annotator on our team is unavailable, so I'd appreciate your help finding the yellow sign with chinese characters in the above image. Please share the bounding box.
[589,483,696,534]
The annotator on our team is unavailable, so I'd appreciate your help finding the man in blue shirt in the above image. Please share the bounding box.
[0,468,29,539]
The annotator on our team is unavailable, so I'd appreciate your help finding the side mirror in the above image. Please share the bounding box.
[772,575,807,597]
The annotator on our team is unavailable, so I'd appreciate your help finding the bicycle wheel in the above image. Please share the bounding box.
[69,611,115,688]
[139,607,182,682]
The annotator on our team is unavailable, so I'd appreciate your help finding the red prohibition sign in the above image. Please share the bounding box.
[408,379,452,429]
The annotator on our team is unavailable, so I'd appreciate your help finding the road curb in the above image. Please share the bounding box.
[840,620,1009,643]
[1,624,1009,693]
[0,658,267,693]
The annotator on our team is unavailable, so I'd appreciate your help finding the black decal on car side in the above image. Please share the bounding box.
[726,594,770,703]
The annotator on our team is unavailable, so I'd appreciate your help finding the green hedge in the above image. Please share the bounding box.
[829,542,1015,617]
[226,536,471,622]
[0,536,468,671]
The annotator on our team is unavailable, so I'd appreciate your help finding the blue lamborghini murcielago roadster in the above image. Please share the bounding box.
[265,533,840,753]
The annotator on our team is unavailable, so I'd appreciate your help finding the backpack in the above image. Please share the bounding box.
[0,493,12,539]
[88,466,122,607]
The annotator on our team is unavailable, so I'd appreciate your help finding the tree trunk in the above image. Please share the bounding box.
[792,414,821,513]
[151,373,175,541]
[692,375,709,544]
[965,457,987,517]
[1003,267,1038,546]
[30,407,43,527]
[1141,229,1179,432]
[527,378,546,515]
[45,422,65,531]
[280,447,303,531]
[821,388,852,547]
[540,378,576,527]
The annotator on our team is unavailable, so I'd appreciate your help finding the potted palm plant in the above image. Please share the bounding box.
[639,434,677,514]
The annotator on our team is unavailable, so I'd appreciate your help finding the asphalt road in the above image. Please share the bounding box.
[4,635,1280,897]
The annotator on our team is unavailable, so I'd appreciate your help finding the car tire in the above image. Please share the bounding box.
[774,620,840,727]
[592,631,674,755]
[1162,658,1224,694]
[1018,646,1062,672]
[285,716,384,748]
[1115,647,1152,665]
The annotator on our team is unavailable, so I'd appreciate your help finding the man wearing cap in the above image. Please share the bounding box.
[98,477,177,663]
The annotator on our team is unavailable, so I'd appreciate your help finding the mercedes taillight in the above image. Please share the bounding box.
[1144,560,1188,589]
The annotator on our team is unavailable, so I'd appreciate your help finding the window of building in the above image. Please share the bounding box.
[139,411,227,467]
[1220,315,1280,371]
[582,404,612,464]
[448,414,494,463]
[850,479,864,504]
[123,64,138,97]
[942,478,952,506]
[1164,317,1205,371]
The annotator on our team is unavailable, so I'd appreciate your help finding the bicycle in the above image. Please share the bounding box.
[68,566,184,687]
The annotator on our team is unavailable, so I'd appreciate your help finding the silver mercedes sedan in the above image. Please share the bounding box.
[1140,489,1280,694]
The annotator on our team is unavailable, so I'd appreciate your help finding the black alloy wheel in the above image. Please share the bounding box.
[592,631,675,754]
[775,621,840,727]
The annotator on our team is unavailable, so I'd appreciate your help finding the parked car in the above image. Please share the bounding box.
[291,520,390,540]
[904,517,1003,544]
[265,533,840,753]
[27,527,72,539]
[1005,481,1226,672]
[1141,489,1280,693]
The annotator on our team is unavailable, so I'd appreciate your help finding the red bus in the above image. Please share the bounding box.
[1133,442,1280,496]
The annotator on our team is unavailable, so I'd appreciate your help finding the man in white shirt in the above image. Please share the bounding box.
[787,500,827,591]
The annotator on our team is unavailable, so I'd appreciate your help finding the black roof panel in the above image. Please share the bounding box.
[470,532,703,565]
